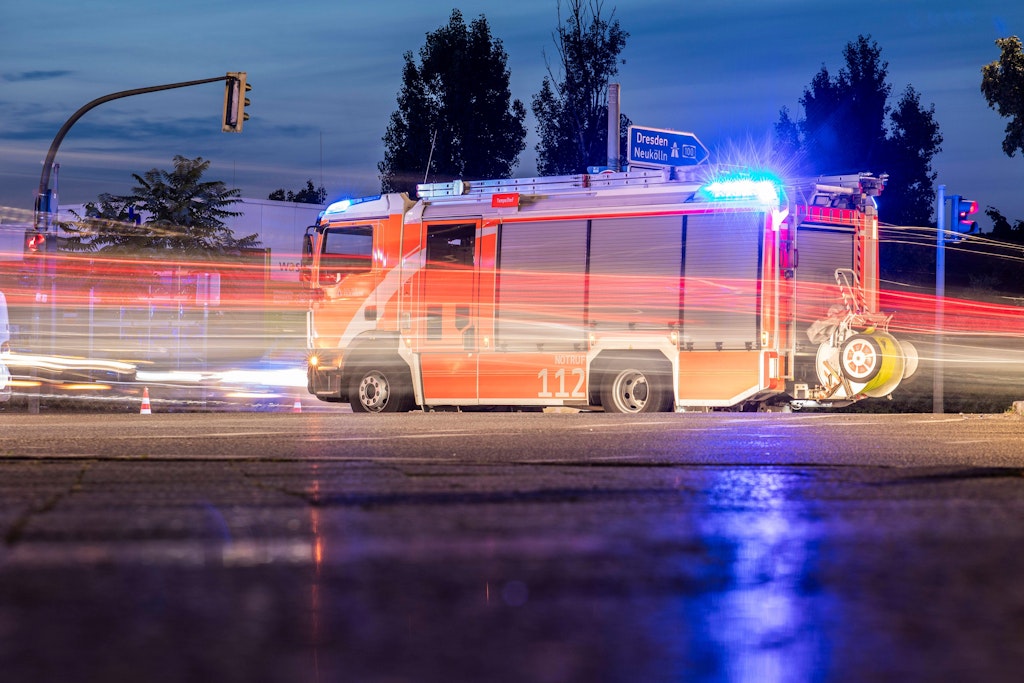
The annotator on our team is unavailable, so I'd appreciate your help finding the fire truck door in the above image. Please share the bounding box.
[415,222,480,403]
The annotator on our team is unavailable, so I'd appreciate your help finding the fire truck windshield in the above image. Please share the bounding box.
[319,226,372,283]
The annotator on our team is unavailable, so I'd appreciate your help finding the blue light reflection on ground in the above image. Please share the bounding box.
[660,467,830,682]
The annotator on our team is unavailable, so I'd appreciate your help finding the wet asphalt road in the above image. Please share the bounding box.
[2,411,1024,682]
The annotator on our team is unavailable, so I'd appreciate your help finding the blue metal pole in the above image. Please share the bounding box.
[933,184,945,414]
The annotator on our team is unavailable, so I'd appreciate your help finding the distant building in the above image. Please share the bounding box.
[220,198,325,283]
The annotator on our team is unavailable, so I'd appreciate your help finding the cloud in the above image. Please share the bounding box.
[2,70,74,83]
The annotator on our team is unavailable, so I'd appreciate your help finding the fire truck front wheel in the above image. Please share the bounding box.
[349,365,414,413]
[601,364,672,414]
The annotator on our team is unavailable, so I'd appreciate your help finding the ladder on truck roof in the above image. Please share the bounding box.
[416,168,701,200]
[417,169,887,206]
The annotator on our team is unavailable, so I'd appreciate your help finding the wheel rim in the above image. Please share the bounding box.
[357,371,390,412]
[841,336,880,381]
[611,369,650,413]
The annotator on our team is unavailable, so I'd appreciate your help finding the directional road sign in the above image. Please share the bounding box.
[628,126,709,168]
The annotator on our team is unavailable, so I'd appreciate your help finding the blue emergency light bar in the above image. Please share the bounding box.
[324,194,382,216]
[697,171,783,206]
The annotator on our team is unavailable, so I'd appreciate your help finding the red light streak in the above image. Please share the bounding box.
[880,289,1024,337]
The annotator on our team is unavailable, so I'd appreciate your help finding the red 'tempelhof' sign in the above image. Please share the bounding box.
[491,192,520,208]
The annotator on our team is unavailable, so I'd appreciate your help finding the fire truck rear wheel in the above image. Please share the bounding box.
[349,366,414,413]
[601,365,671,414]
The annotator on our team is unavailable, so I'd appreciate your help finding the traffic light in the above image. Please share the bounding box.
[24,230,45,255]
[24,230,57,275]
[222,71,251,133]
[950,195,978,234]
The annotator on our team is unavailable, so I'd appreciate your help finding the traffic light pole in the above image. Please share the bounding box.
[34,75,231,230]
[27,74,243,413]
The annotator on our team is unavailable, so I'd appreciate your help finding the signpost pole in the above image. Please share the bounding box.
[607,83,620,171]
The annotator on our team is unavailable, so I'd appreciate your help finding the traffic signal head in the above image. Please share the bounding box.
[950,195,978,234]
[222,72,251,133]
[24,230,57,274]
[24,230,46,254]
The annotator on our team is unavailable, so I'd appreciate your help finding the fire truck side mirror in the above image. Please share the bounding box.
[300,232,314,284]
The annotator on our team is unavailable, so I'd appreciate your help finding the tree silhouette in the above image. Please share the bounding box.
[532,0,629,176]
[986,207,1024,244]
[981,36,1024,158]
[881,86,943,227]
[379,10,526,195]
[61,155,259,257]
[774,35,942,228]
[269,180,326,204]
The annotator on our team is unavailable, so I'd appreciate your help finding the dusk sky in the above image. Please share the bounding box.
[1,0,1021,229]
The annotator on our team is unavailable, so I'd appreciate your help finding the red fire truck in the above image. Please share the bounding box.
[303,168,917,413]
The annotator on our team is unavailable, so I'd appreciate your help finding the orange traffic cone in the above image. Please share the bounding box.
[292,398,302,413]
[140,387,152,415]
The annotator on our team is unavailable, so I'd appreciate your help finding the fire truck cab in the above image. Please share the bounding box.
[305,169,916,413]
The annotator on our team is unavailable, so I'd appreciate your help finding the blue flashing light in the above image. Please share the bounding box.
[324,194,382,216]
[698,172,783,206]
[326,199,352,214]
